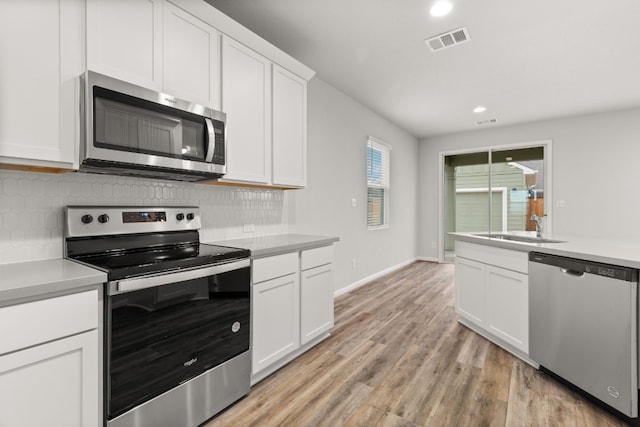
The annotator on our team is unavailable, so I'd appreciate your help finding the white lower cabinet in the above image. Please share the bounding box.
[0,289,100,427]
[251,245,334,382]
[454,256,485,325]
[252,271,300,373]
[300,247,334,345]
[485,265,528,352]
[0,330,99,427]
[454,240,529,355]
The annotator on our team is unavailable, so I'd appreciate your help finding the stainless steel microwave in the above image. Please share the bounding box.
[80,71,226,182]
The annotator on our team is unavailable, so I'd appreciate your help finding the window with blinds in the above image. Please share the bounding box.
[367,137,391,228]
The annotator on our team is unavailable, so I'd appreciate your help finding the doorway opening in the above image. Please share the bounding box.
[441,142,550,262]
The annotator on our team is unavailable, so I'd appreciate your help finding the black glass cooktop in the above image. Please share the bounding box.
[66,231,249,281]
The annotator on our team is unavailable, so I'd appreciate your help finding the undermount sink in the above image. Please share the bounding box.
[473,233,566,244]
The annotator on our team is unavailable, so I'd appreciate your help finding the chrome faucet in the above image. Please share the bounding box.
[530,214,543,237]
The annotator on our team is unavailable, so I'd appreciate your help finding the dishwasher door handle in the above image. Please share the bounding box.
[560,268,585,278]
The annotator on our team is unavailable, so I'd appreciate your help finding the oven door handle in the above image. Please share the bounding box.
[110,259,250,295]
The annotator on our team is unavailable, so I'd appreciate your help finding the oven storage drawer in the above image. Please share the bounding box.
[301,246,332,270]
[253,252,298,284]
[0,290,98,356]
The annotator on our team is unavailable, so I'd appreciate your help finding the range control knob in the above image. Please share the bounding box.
[176,213,185,221]
[186,213,195,221]
[81,214,93,224]
[98,214,109,224]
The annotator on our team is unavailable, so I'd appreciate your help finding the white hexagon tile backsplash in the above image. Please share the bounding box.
[0,170,288,264]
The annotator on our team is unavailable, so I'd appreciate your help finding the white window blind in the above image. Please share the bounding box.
[367,137,391,228]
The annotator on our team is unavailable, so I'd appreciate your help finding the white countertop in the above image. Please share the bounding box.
[450,231,640,269]
[210,233,339,258]
[0,259,107,305]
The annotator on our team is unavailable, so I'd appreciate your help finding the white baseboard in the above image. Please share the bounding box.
[334,257,419,298]
[416,256,440,263]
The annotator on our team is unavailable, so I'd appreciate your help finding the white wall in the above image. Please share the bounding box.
[417,106,640,259]
[290,78,419,294]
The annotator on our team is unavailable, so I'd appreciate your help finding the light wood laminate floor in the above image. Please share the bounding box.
[205,261,627,427]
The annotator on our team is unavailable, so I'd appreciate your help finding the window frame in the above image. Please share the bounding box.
[367,136,392,230]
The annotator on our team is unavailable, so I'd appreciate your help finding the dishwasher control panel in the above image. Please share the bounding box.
[529,252,638,282]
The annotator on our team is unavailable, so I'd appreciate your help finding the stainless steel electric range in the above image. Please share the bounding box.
[64,206,251,427]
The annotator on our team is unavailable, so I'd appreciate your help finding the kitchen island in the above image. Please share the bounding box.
[450,230,640,362]
[450,231,640,421]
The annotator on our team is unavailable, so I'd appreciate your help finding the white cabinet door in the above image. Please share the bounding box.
[252,273,300,374]
[485,265,529,353]
[0,330,99,427]
[87,0,163,90]
[163,2,220,109]
[221,36,271,184]
[300,264,334,345]
[455,256,485,325]
[0,0,82,169]
[272,65,307,187]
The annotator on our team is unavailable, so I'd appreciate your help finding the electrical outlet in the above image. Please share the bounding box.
[351,198,357,207]
[243,223,255,233]
[352,258,356,269]
[431,241,436,249]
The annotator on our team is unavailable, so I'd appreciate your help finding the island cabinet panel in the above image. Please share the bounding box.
[454,240,529,356]
[454,256,485,325]
[485,265,529,352]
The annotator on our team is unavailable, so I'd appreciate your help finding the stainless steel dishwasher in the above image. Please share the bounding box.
[529,252,639,418]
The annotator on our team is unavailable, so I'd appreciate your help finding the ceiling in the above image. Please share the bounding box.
[205,0,640,139]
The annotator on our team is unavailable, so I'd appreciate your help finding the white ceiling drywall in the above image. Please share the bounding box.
[205,0,640,138]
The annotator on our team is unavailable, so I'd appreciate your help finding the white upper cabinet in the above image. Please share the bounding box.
[0,0,313,177]
[272,65,307,188]
[0,0,83,170]
[87,0,221,109]
[87,0,163,90]
[163,2,220,109]
[221,36,271,184]
[219,41,309,188]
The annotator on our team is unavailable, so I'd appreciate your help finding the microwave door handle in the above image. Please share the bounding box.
[204,117,215,163]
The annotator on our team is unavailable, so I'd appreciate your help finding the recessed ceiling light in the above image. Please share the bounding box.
[430,0,453,17]
[473,105,487,113]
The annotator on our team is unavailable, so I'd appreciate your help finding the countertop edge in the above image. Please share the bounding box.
[450,232,640,270]
[209,234,340,259]
[0,259,107,305]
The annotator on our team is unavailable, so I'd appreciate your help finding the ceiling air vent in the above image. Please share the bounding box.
[425,27,471,52]
[476,118,498,126]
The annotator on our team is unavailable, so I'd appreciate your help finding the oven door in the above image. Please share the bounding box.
[106,260,250,421]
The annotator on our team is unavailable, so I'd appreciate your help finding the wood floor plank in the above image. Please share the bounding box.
[205,262,629,427]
